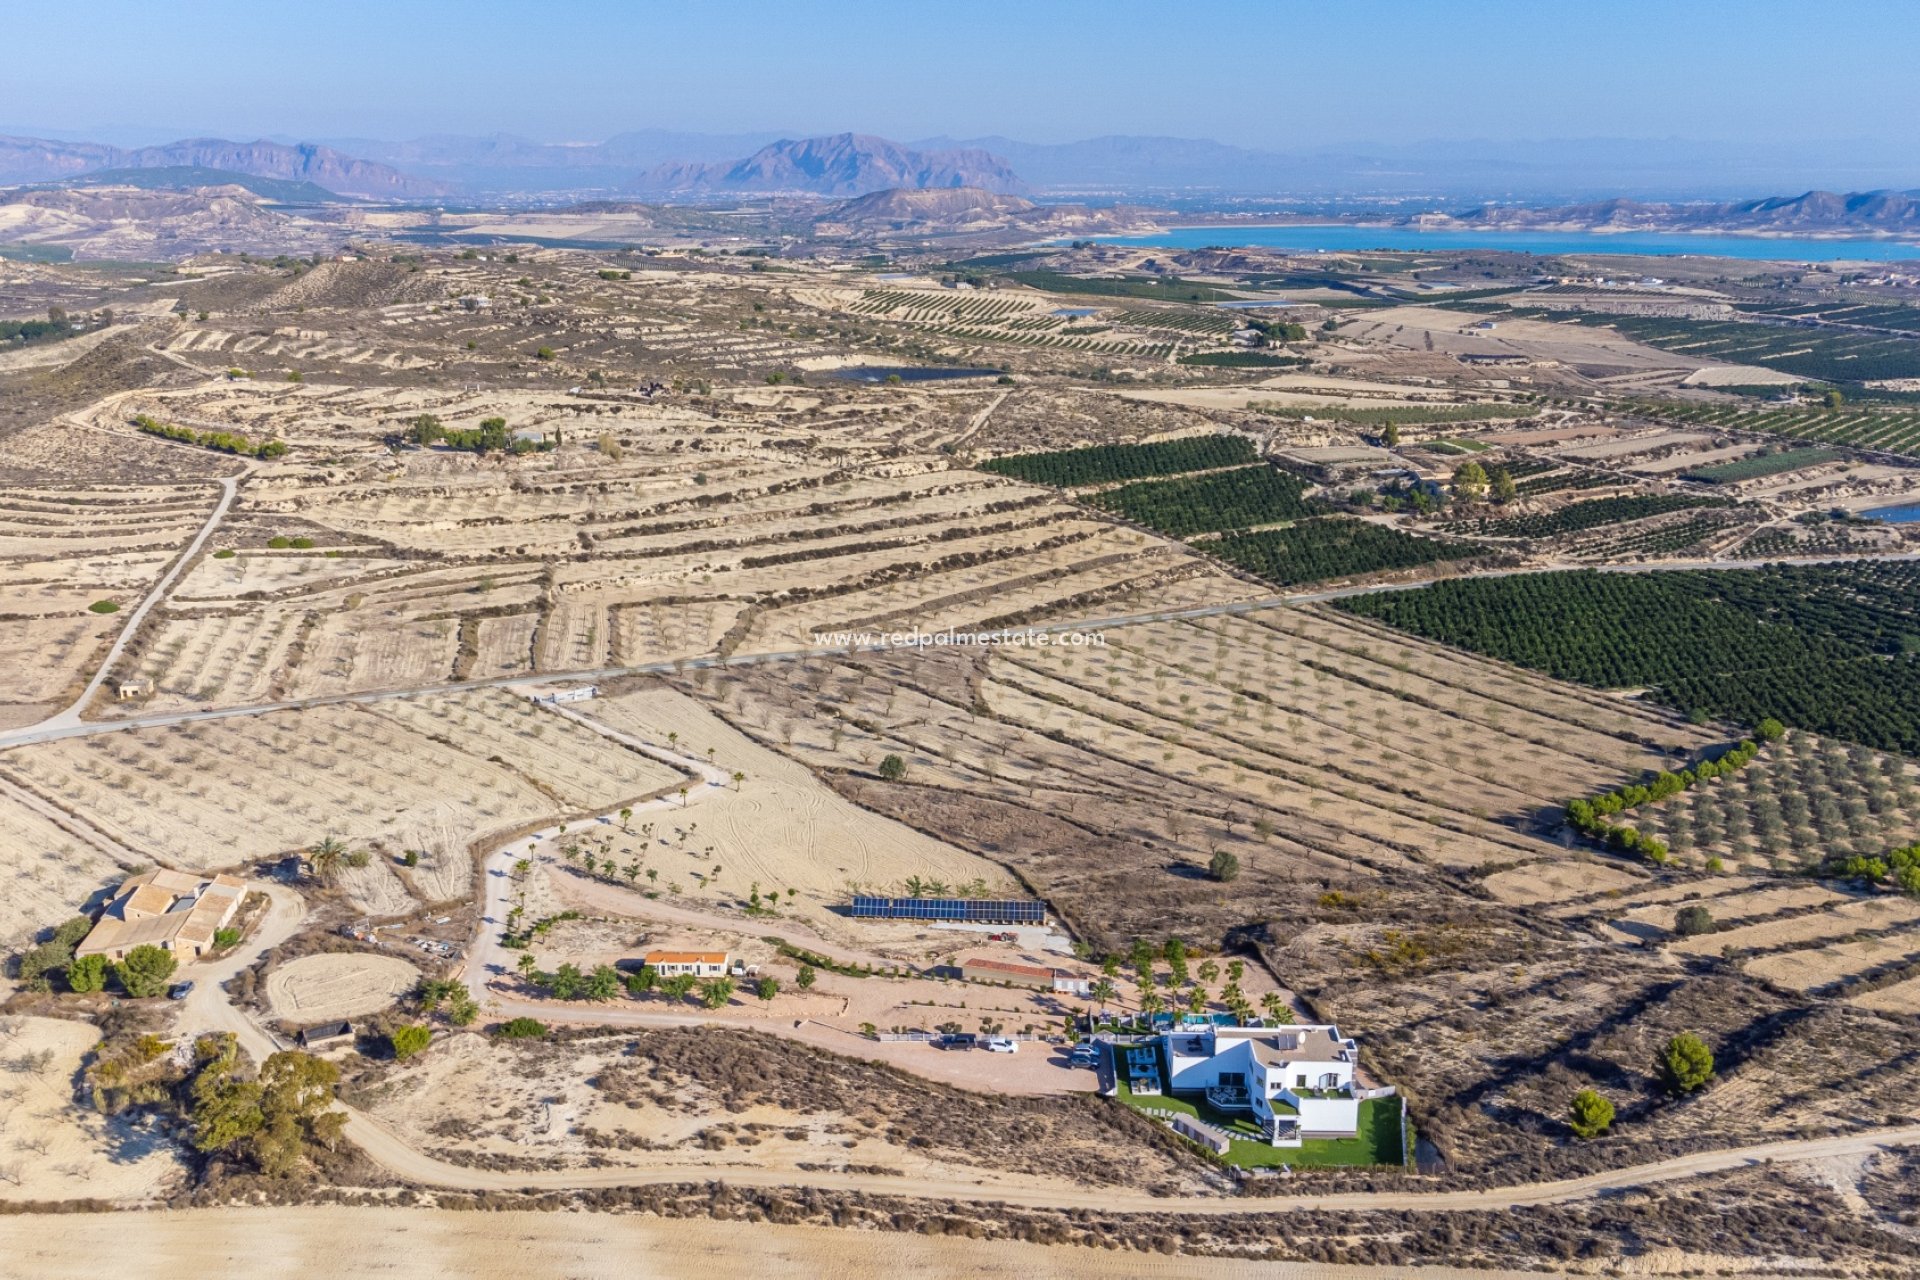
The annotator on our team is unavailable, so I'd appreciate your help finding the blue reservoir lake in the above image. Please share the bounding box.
[830,365,1002,384]
[1083,224,1920,262]
[1865,502,1920,524]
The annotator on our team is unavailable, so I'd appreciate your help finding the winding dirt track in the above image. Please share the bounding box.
[341,1108,1920,1214]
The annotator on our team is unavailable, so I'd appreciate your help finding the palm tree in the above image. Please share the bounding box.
[1090,977,1117,1019]
[904,875,928,899]
[308,835,346,883]
[619,807,632,830]
[731,770,745,790]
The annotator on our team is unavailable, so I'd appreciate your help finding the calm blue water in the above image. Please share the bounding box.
[1080,224,1920,262]
[1865,502,1920,524]
[831,365,1002,383]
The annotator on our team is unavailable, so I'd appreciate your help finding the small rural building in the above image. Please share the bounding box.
[76,869,245,962]
[961,956,1087,994]
[299,1021,354,1049]
[643,949,729,978]
[116,678,153,701]
[961,957,1055,989]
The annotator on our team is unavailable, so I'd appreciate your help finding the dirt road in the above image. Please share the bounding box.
[31,471,238,732]
[173,881,306,1063]
[340,1105,1920,1215]
[0,1205,1595,1280]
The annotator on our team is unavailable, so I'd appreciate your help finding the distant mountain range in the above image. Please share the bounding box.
[320,129,783,193]
[3,126,1916,214]
[633,134,1024,198]
[0,135,447,199]
[1441,189,1920,234]
[47,166,348,204]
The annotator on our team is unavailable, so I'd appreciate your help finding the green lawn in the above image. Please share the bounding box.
[1117,1079,1405,1169]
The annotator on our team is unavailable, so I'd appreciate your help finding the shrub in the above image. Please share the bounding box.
[495,1017,547,1039]
[289,536,315,550]
[267,535,291,549]
[213,927,242,950]
[212,549,236,559]
[66,953,108,993]
[1568,1089,1614,1139]
[1673,905,1716,937]
[389,1024,432,1059]
[115,944,178,998]
[88,600,120,614]
[1659,1033,1715,1094]
[1208,849,1241,883]
[535,346,555,360]
[877,754,908,782]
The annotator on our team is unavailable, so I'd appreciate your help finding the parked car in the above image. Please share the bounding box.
[935,1034,973,1051]
[167,982,194,1001]
[984,1037,1018,1054]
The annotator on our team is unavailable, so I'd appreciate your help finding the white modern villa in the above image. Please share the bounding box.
[1159,1023,1367,1146]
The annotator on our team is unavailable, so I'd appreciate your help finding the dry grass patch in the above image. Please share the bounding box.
[265,952,421,1021]
[0,1016,189,1202]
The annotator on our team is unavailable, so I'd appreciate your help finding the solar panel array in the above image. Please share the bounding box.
[850,895,1046,924]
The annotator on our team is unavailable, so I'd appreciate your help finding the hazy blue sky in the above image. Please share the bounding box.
[5,0,1916,150]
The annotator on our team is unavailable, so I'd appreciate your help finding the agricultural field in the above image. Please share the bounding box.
[980,434,1256,486]
[1246,400,1538,427]
[1567,314,1920,384]
[1617,730,1920,872]
[0,481,222,726]
[697,601,1715,947]
[1739,299,1920,332]
[1209,518,1483,586]
[0,692,687,915]
[0,784,138,951]
[72,380,1252,713]
[1335,563,1920,754]
[572,684,1005,925]
[1436,492,1734,541]
[1680,447,1846,484]
[1084,464,1319,535]
[1631,397,1920,458]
